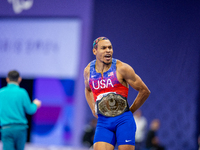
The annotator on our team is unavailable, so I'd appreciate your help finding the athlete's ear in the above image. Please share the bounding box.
[93,48,97,55]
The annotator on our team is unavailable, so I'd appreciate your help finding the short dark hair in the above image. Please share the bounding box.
[7,70,20,82]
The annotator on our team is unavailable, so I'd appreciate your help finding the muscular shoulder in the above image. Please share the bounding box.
[116,60,135,75]
[116,59,137,86]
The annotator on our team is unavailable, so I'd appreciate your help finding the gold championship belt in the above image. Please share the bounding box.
[96,93,129,117]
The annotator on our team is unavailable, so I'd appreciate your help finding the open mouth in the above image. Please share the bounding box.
[105,54,111,59]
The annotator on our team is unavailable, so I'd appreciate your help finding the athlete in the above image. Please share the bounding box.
[84,37,150,150]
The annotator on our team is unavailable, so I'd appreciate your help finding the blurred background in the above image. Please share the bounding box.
[0,0,200,150]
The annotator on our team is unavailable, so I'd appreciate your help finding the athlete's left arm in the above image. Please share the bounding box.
[117,61,150,113]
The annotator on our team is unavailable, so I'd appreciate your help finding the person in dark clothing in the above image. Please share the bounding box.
[145,119,165,150]
[82,118,97,148]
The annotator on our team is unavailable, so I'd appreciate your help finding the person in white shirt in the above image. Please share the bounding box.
[133,109,147,150]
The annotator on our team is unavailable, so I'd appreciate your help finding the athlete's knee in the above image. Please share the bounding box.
[94,142,114,150]
[118,145,135,150]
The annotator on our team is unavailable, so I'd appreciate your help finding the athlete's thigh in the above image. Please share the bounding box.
[94,142,115,150]
[94,125,116,146]
[116,113,136,146]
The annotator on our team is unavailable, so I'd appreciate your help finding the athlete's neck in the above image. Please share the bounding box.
[95,61,111,74]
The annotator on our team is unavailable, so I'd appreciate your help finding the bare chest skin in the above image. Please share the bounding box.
[95,63,111,78]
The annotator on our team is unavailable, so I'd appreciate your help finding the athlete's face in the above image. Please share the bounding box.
[93,40,113,65]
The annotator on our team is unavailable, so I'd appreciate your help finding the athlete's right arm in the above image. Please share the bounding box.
[84,64,98,118]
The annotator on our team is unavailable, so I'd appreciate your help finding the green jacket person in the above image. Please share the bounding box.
[0,70,41,150]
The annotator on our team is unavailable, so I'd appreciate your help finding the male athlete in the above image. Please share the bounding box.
[84,37,150,150]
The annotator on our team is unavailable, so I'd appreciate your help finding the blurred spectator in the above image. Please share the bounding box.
[134,109,147,150]
[0,70,42,150]
[82,118,97,148]
[145,119,165,150]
